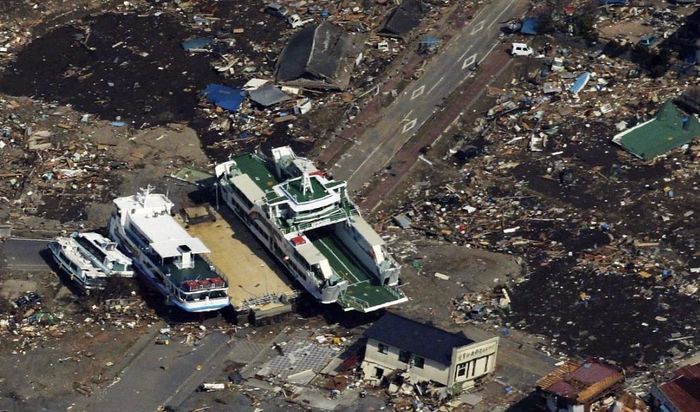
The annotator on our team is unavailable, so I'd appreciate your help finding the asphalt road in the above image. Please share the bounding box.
[0,238,52,272]
[76,331,232,412]
[331,0,522,191]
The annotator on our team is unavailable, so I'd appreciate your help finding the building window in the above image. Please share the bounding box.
[374,367,384,379]
[456,362,467,377]
[399,350,411,363]
[414,356,425,369]
[378,343,388,354]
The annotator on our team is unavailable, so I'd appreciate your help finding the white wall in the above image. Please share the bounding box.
[333,223,379,277]
[361,338,450,385]
[448,337,499,388]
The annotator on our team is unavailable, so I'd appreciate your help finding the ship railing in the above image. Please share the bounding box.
[383,284,405,300]
[378,259,399,276]
[337,293,370,310]
[291,208,348,233]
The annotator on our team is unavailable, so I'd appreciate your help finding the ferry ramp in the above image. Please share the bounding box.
[307,228,406,311]
[180,207,297,319]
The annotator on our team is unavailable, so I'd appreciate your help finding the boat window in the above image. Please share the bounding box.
[210,290,227,299]
[112,262,127,272]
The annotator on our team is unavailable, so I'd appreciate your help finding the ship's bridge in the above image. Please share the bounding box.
[273,174,342,213]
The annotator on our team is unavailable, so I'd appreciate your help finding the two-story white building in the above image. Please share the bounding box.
[361,312,499,391]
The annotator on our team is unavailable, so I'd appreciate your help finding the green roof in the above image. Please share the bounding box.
[283,176,329,203]
[165,254,222,285]
[613,100,700,160]
[232,154,279,191]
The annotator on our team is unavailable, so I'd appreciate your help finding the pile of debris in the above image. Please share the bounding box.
[381,34,700,370]
[0,291,159,354]
[451,286,511,324]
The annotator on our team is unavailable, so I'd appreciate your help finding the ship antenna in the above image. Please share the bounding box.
[301,164,313,196]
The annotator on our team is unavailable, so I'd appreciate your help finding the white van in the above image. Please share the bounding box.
[511,43,534,57]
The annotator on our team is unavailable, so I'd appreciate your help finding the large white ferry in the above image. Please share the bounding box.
[49,232,134,292]
[108,187,230,313]
[215,146,407,312]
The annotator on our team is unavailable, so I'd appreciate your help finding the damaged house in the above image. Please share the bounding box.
[275,21,365,90]
[537,359,624,412]
[378,0,424,41]
[650,362,700,412]
[361,312,499,391]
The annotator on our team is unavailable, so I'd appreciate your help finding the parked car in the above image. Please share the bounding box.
[511,43,534,57]
[14,292,41,309]
[265,4,312,28]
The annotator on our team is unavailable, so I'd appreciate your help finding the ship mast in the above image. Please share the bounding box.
[301,164,314,196]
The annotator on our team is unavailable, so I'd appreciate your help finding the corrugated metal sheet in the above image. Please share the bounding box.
[659,363,700,412]
[537,359,623,404]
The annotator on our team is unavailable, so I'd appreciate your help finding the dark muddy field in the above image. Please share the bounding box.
[0,2,296,161]
[0,13,220,127]
[509,254,699,367]
[503,124,700,366]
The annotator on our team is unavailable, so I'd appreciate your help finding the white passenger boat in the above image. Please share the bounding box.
[49,232,134,292]
[108,187,230,313]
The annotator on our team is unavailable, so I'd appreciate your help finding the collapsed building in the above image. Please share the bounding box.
[536,359,624,412]
[612,100,700,161]
[650,362,700,412]
[275,21,365,90]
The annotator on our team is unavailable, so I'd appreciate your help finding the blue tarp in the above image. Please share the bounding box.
[204,84,244,112]
[420,35,440,47]
[599,0,628,5]
[181,37,212,51]
[520,17,539,35]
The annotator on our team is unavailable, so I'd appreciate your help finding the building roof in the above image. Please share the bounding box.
[275,21,363,90]
[378,0,423,39]
[537,359,624,404]
[365,312,473,365]
[657,363,700,412]
[612,100,700,160]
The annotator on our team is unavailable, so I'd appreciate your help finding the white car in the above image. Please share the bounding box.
[287,14,312,28]
[511,43,534,57]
